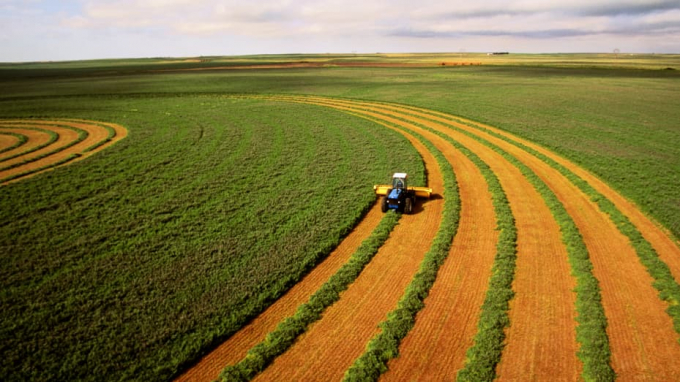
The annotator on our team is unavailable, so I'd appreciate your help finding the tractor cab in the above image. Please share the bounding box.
[373,173,432,214]
[392,173,407,190]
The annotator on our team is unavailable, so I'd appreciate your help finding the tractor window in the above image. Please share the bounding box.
[393,178,405,189]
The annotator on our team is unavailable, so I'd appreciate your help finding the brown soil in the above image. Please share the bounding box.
[302,98,578,380]
[413,113,680,283]
[0,133,21,152]
[174,204,385,382]
[252,119,444,382]
[0,128,52,161]
[376,115,499,379]
[381,104,680,379]
[0,120,126,184]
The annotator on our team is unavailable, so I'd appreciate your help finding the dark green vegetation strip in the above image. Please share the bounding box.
[0,126,58,163]
[220,211,401,381]
[0,131,28,155]
[447,116,680,341]
[0,96,424,382]
[1,153,81,183]
[341,114,462,381]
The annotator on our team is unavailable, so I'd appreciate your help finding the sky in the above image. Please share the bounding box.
[1,0,679,62]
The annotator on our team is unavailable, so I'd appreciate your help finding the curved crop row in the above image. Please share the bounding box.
[370,99,680,378]
[210,95,680,381]
[220,211,401,381]
[0,132,28,156]
[451,117,680,338]
[0,126,58,164]
[338,99,613,380]
[399,113,613,380]
[0,119,126,184]
[0,123,87,173]
[341,114,461,381]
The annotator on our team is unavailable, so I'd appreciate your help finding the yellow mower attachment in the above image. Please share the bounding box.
[374,185,432,198]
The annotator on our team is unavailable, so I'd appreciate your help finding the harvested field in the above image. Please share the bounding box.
[0,119,127,184]
[188,95,680,382]
[280,96,580,379]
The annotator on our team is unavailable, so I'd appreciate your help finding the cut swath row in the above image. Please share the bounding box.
[0,131,29,156]
[324,97,680,379]
[299,96,680,379]
[275,95,575,380]
[260,95,673,376]
[0,119,127,184]
[375,101,680,379]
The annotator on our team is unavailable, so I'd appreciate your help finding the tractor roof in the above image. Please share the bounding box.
[393,172,407,178]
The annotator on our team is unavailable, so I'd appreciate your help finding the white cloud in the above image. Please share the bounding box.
[1,0,679,61]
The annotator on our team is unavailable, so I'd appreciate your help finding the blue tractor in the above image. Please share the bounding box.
[374,173,432,214]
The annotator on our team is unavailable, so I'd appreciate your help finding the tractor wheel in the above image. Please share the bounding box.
[405,198,413,214]
[381,197,388,213]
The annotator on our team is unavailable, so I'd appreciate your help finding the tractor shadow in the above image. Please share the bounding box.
[412,193,442,214]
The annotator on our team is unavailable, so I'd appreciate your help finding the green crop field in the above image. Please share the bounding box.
[1,53,680,381]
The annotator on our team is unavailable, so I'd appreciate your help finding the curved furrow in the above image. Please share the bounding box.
[324,97,680,379]
[182,95,679,380]
[370,102,680,379]
[288,96,577,380]
[251,119,444,381]
[371,104,680,294]
[0,132,27,156]
[0,120,126,184]
[0,123,82,173]
[377,116,499,379]
[0,126,58,163]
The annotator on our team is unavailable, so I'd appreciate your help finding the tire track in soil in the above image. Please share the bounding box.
[252,118,444,382]
[368,103,680,380]
[290,97,578,380]
[0,128,51,161]
[0,120,127,185]
[174,204,385,382]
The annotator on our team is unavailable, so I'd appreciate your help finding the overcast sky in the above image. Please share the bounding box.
[1,0,679,62]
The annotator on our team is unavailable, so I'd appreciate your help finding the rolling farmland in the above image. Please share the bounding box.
[1,54,680,381]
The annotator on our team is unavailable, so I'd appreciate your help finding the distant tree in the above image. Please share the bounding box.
[614,48,620,58]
